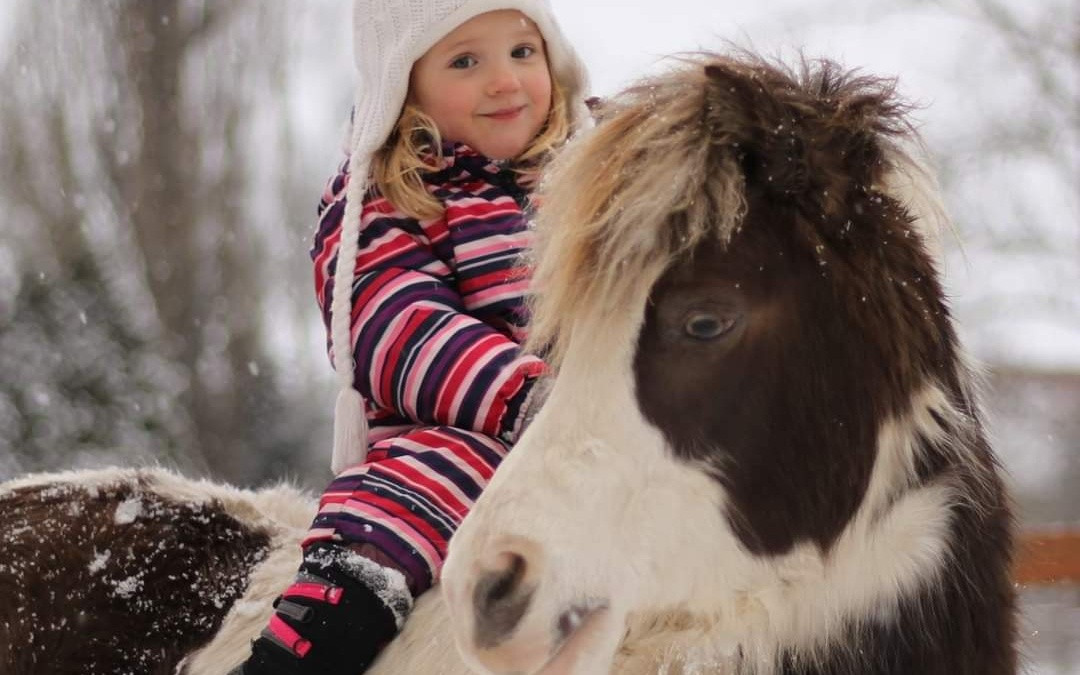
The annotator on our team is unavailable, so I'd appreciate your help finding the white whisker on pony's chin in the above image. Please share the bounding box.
[534,606,623,675]
[453,604,625,675]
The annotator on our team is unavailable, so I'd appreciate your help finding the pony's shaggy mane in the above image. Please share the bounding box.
[526,56,745,366]
[527,52,945,369]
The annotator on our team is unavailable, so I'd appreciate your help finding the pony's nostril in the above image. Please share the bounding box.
[480,552,526,608]
[472,551,534,649]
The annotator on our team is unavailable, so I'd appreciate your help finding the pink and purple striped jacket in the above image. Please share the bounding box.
[312,143,545,443]
[307,143,545,594]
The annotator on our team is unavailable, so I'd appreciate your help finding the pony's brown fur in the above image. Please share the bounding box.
[0,469,314,675]
[528,53,944,370]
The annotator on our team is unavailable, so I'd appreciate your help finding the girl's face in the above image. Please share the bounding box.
[410,10,553,160]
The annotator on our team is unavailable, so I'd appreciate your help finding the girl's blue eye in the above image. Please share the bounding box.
[450,55,477,69]
[511,45,536,59]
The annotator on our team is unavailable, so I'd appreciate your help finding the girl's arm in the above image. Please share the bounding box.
[312,166,542,443]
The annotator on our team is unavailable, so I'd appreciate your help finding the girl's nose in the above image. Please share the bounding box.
[486,64,522,96]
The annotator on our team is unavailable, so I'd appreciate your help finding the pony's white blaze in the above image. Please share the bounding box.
[444,299,718,674]
[445,302,961,674]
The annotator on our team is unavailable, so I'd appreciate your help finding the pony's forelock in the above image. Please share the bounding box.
[526,61,747,367]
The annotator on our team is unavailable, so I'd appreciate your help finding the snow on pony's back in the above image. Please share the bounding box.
[0,466,473,674]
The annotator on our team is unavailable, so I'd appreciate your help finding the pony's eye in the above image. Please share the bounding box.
[684,312,735,340]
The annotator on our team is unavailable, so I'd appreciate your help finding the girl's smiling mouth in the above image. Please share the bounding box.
[483,105,526,120]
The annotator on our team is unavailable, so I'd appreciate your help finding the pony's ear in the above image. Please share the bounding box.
[703,61,826,210]
[702,62,774,142]
[702,58,876,221]
[703,63,773,188]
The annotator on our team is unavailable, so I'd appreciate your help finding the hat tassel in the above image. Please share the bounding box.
[332,386,369,473]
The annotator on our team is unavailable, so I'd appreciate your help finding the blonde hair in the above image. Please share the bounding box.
[371,74,572,220]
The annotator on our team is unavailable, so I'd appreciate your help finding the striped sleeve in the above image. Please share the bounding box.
[311,167,544,440]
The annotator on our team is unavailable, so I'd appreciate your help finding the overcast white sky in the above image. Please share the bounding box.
[552,0,965,95]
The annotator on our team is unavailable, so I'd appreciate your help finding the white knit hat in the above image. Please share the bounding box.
[330,0,591,473]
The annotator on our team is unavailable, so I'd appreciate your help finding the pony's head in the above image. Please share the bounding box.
[442,53,1005,675]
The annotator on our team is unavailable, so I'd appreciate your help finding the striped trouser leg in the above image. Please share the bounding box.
[304,426,509,597]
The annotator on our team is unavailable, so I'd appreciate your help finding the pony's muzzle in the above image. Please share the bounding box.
[471,538,542,650]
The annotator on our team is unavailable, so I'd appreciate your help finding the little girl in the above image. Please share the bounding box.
[234,1,590,673]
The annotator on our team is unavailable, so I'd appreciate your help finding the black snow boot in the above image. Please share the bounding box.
[231,542,412,675]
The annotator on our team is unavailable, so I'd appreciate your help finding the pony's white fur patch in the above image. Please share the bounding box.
[369,590,474,675]
[877,138,952,262]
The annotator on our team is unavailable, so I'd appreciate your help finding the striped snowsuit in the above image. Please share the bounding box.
[307,143,544,597]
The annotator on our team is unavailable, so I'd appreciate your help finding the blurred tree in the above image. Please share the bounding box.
[903,0,1077,332]
[959,0,1077,174]
[0,1,330,484]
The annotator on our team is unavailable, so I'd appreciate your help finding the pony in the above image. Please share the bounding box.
[0,51,1016,675]
[439,52,1017,674]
